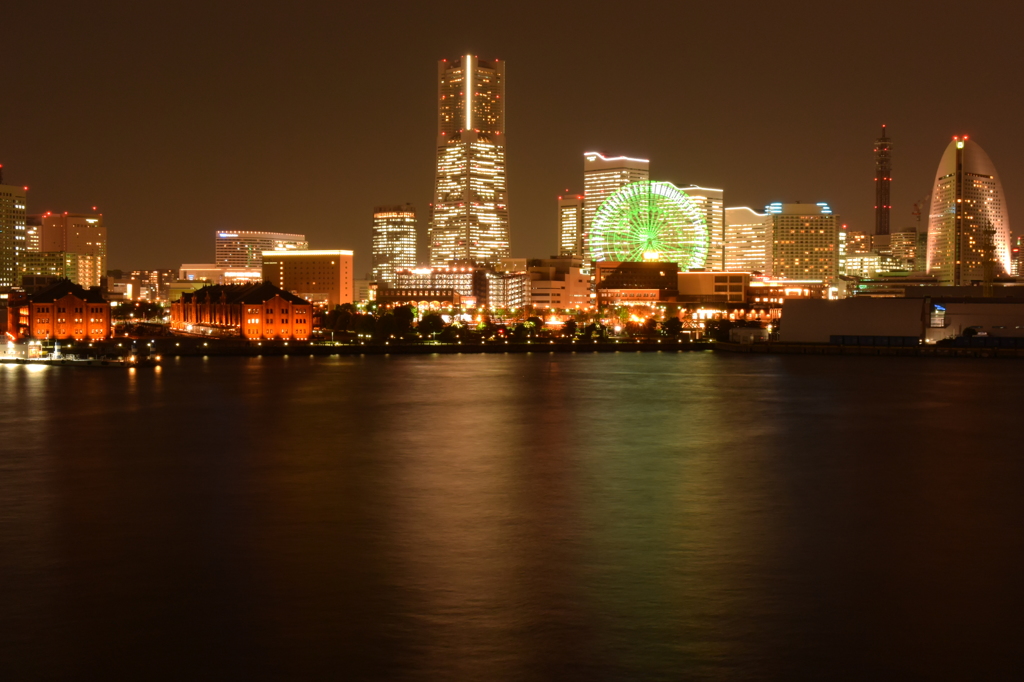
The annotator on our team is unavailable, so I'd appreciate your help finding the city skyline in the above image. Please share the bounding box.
[2,3,1022,275]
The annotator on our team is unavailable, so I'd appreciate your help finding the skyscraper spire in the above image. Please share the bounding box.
[874,125,892,236]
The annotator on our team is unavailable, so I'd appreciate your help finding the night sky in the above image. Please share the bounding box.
[4,1,1023,274]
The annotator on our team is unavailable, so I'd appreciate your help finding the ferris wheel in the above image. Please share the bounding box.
[589,180,709,269]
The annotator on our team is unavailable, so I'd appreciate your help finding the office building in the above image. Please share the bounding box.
[215,231,307,269]
[261,250,353,308]
[35,212,107,288]
[430,55,510,266]
[926,136,1012,285]
[527,257,591,310]
[594,261,679,307]
[372,204,417,284]
[178,264,262,285]
[0,180,27,289]
[557,194,585,258]
[19,251,99,286]
[582,152,649,262]
[677,272,750,304]
[766,202,840,282]
[170,282,312,340]
[724,207,772,274]
[25,215,41,253]
[682,186,724,270]
[875,125,892,235]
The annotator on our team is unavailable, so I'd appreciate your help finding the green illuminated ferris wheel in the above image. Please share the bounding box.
[589,181,709,269]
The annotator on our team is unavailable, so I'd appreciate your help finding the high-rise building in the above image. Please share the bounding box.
[683,186,724,270]
[582,152,649,262]
[37,212,106,288]
[875,125,892,236]
[724,207,771,274]
[261,250,353,308]
[766,202,840,282]
[429,55,510,267]
[926,136,1011,286]
[372,204,417,284]
[25,215,42,252]
[0,178,27,289]
[557,194,584,258]
[215,231,307,269]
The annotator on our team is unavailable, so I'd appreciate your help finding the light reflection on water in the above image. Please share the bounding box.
[1,353,1023,680]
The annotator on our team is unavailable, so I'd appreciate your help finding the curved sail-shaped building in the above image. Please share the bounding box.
[927,137,1011,285]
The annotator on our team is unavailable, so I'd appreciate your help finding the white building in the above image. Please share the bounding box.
[557,194,584,258]
[767,202,840,283]
[372,204,416,284]
[215,231,307,269]
[724,206,771,274]
[682,186,724,270]
[582,152,649,263]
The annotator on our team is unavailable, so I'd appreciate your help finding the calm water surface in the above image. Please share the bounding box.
[2,352,1023,680]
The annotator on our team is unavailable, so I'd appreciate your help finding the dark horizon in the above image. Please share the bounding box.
[4,1,1023,275]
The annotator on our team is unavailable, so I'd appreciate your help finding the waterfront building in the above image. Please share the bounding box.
[527,257,591,310]
[261,250,354,308]
[724,207,771,274]
[0,181,27,289]
[677,272,750,304]
[170,281,312,339]
[178,264,261,285]
[557,195,585,258]
[582,153,649,263]
[372,204,417,284]
[927,136,1012,286]
[395,265,489,306]
[429,55,510,266]
[487,271,530,310]
[6,279,110,341]
[766,202,840,283]
[37,212,106,288]
[875,125,892,236]
[215,231,307,269]
[683,186,725,271]
[594,261,679,307]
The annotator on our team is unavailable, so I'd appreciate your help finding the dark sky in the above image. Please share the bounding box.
[4,1,1023,274]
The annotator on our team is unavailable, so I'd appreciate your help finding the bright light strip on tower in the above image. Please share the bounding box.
[583,151,650,164]
[465,54,472,131]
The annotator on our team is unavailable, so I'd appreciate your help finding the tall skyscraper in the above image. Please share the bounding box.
[0,175,27,289]
[926,136,1011,286]
[582,152,649,262]
[875,125,892,236]
[429,55,510,266]
[682,186,724,270]
[215,231,307,269]
[38,212,106,288]
[372,204,417,284]
[724,207,771,274]
[557,194,584,258]
[766,202,840,282]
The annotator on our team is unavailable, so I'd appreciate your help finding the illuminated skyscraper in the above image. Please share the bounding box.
[926,136,1011,286]
[682,186,724,270]
[557,194,584,258]
[430,55,510,266]
[875,125,892,236]
[766,202,840,282]
[724,207,771,274]
[372,204,417,284]
[0,175,27,288]
[215,231,307,269]
[582,152,649,262]
[38,212,106,288]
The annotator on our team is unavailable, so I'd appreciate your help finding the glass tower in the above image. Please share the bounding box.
[429,55,510,267]
[372,204,417,284]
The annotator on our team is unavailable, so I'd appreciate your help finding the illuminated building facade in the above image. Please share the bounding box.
[179,264,262,285]
[845,231,871,254]
[396,265,488,306]
[19,251,99,287]
[37,212,107,288]
[875,125,892,235]
[724,207,771,274]
[170,282,312,340]
[767,202,840,282]
[594,261,679,307]
[0,182,27,288]
[261,250,354,308]
[372,204,417,284]
[927,136,1011,286]
[557,195,584,258]
[6,279,110,341]
[583,152,649,263]
[430,55,510,266]
[527,257,591,310]
[215,231,307,269]
[683,186,725,270]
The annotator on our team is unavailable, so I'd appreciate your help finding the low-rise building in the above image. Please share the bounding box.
[261,250,354,308]
[595,261,679,307]
[526,257,591,311]
[677,271,750,304]
[6,279,111,341]
[170,282,312,339]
